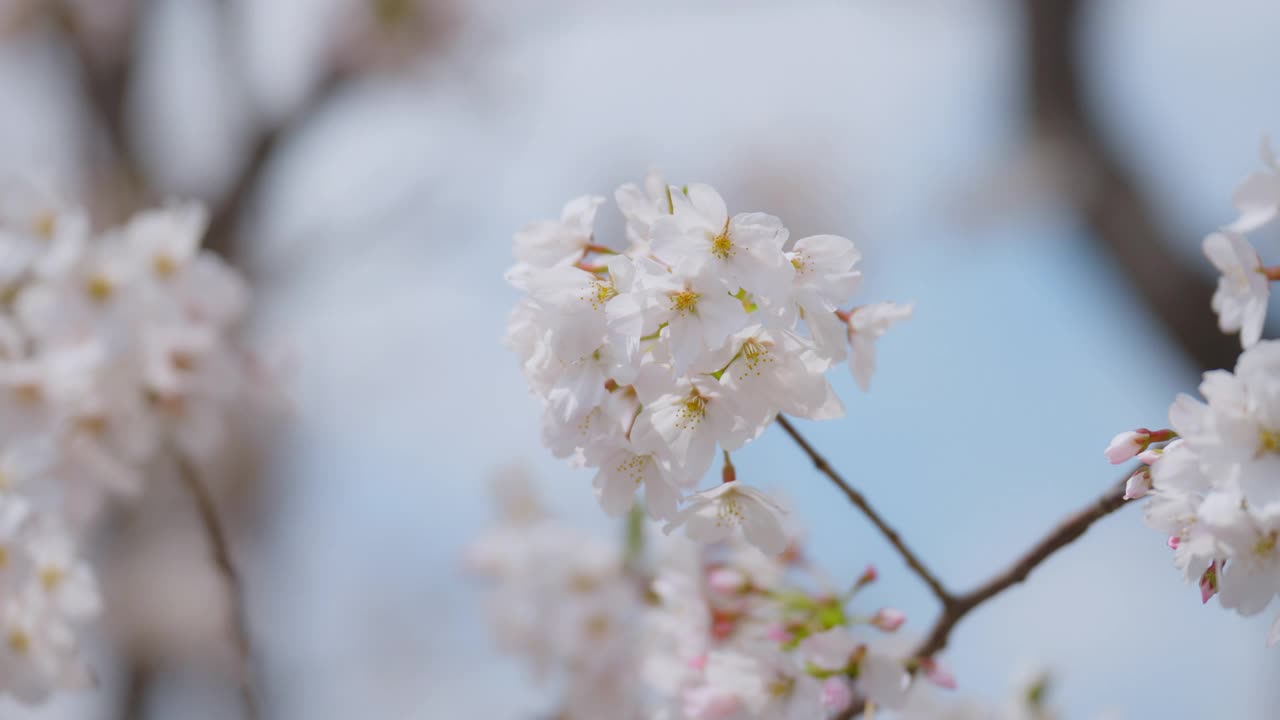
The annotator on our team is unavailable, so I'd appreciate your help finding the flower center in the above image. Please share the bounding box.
[582,278,617,312]
[715,492,743,528]
[670,289,700,316]
[32,212,56,240]
[768,675,796,699]
[675,391,707,430]
[710,218,734,260]
[736,337,776,380]
[1255,530,1278,558]
[1261,429,1280,455]
[616,453,651,486]
[7,630,30,655]
[40,568,64,592]
[153,254,179,278]
[85,274,115,303]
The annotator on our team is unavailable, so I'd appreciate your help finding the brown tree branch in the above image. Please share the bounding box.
[1023,0,1241,374]
[831,470,1132,719]
[176,454,261,720]
[911,474,1129,659]
[201,67,348,261]
[774,415,956,607]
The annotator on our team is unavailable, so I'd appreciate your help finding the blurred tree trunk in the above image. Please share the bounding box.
[1023,0,1241,374]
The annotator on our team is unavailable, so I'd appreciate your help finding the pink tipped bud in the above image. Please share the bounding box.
[821,677,854,713]
[871,608,907,632]
[1200,562,1220,605]
[854,564,878,590]
[920,657,956,690]
[766,623,793,644]
[1168,536,1181,550]
[1124,468,1153,500]
[1105,430,1149,464]
[707,568,746,595]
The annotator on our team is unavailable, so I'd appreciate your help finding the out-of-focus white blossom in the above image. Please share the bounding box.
[1204,231,1270,349]
[505,175,912,553]
[0,192,269,703]
[468,472,925,719]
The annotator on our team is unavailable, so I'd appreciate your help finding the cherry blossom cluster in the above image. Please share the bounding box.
[1109,138,1280,647]
[505,173,911,554]
[467,472,936,720]
[0,191,266,702]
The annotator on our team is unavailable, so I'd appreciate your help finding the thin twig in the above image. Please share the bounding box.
[176,455,261,720]
[913,474,1129,658]
[835,475,1131,719]
[774,415,955,607]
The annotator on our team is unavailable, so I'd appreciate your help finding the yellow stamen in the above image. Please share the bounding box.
[710,218,734,260]
[670,289,700,316]
[32,212,56,240]
[153,254,178,278]
[1262,429,1280,454]
[85,274,114,303]
[1256,531,1278,557]
[40,568,64,592]
[7,630,30,655]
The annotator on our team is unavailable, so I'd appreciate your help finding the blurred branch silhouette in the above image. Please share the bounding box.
[45,2,367,717]
[177,453,261,720]
[1024,0,1239,373]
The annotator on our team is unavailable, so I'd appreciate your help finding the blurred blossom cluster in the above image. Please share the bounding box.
[1111,136,1280,648]
[0,187,268,702]
[467,471,930,719]
[504,172,911,555]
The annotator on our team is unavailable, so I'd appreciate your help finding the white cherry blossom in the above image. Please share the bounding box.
[663,481,787,555]
[1204,230,1270,348]
[847,302,914,391]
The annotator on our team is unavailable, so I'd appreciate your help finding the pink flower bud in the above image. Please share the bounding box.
[871,608,906,632]
[766,623,793,644]
[821,677,854,713]
[706,568,746,594]
[1105,430,1149,464]
[1200,562,1220,605]
[920,657,956,690]
[854,564,878,589]
[688,653,709,671]
[1167,536,1181,550]
[1124,468,1153,500]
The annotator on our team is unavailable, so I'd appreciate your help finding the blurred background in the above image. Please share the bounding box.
[1,0,1278,717]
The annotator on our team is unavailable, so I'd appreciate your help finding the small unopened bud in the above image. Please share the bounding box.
[920,657,956,690]
[821,677,854,713]
[766,623,793,644]
[1200,562,1220,605]
[871,608,906,632]
[707,567,746,594]
[1167,536,1181,550]
[853,564,878,591]
[1124,467,1153,500]
[1105,430,1149,464]
[722,463,736,484]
